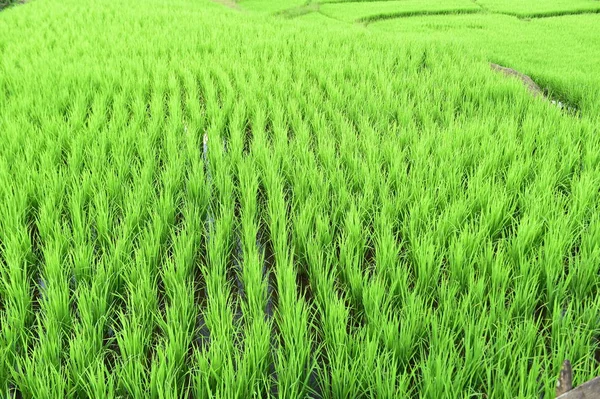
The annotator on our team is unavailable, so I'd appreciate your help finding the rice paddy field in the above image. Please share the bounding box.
[0,0,599,398]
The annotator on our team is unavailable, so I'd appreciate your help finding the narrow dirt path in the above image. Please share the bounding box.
[490,63,579,114]
[490,63,544,97]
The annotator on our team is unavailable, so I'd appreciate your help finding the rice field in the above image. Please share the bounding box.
[0,0,599,398]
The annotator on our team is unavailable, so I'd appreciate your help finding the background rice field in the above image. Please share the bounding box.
[0,0,599,398]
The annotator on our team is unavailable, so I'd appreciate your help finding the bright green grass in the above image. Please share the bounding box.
[1,0,600,398]
[476,0,600,17]
[319,0,480,23]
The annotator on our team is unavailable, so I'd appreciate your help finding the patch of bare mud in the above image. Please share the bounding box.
[490,63,579,114]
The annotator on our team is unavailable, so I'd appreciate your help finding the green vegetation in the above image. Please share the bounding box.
[0,0,599,398]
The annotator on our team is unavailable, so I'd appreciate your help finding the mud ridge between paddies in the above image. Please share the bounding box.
[490,63,579,114]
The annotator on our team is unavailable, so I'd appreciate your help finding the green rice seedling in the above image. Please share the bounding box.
[81,362,116,398]
[232,158,271,397]
[194,212,237,397]
[193,129,239,397]
[306,239,360,398]
[262,150,315,398]
[113,255,157,397]
[148,118,198,393]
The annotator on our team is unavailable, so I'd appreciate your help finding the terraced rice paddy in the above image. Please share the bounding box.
[0,0,599,398]
[319,0,480,23]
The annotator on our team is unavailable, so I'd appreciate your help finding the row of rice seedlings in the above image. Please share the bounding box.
[194,105,238,396]
[308,0,600,21]
[93,73,173,396]
[283,85,413,396]
[292,99,397,396]
[225,100,249,336]
[259,107,317,397]
[139,73,195,397]
[13,153,72,398]
[211,97,273,396]
[233,155,272,397]
[0,159,37,395]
